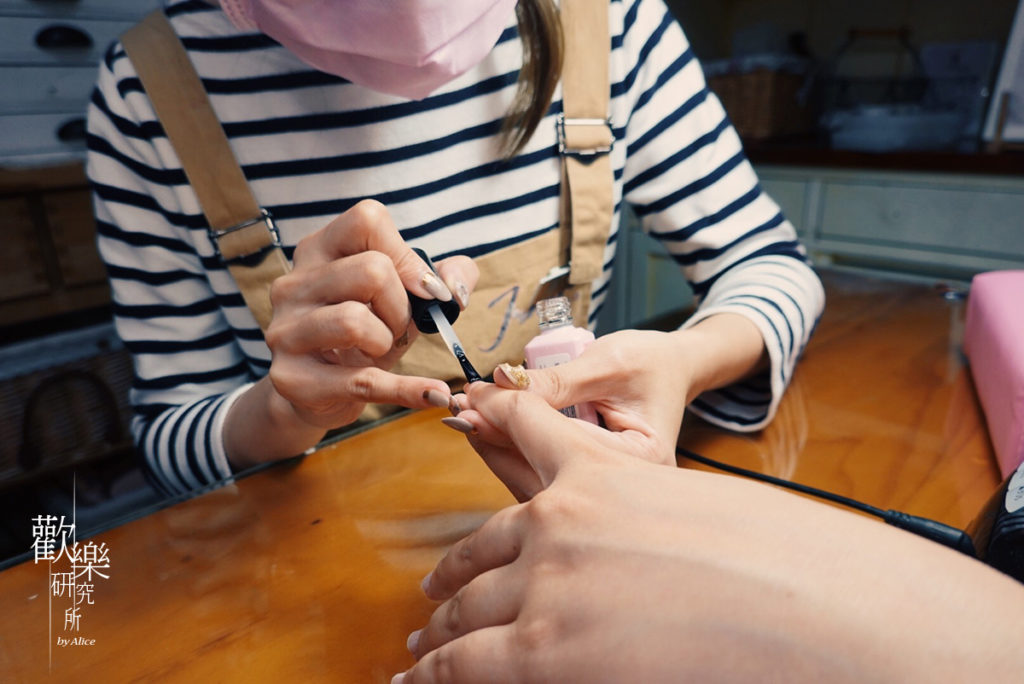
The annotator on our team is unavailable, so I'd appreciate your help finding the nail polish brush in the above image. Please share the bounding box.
[408,248,482,384]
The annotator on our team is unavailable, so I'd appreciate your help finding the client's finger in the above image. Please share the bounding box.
[449,409,510,446]
[466,439,543,503]
[400,625,516,684]
[520,348,607,409]
[414,565,522,659]
[424,503,528,601]
[465,384,604,485]
[439,408,541,499]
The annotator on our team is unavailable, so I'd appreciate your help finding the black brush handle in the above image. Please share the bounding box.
[408,248,461,334]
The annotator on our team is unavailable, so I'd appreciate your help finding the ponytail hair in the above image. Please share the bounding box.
[500,0,563,158]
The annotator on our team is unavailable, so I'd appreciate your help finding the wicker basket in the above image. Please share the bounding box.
[708,68,812,141]
[0,348,134,485]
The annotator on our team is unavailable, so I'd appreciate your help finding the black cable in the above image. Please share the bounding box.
[678,447,885,517]
[676,446,978,557]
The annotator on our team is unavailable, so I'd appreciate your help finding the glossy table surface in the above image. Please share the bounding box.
[0,269,1001,681]
[681,269,999,528]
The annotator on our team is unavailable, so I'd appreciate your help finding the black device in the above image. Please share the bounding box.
[971,461,1024,583]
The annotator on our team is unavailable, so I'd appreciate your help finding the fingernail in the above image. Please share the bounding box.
[448,394,463,416]
[421,271,453,302]
[406,629,421,655]
[421,570,433,593]
[495,362,531,390]
[395,330,410,348]
[391,674,406,684]
[423,388,451,409]
[441,416,476,435]
[454,279,470,309]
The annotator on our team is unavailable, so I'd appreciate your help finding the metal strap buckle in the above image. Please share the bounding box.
[539,264,570,285]
[556,114,613,158]
[208,208,281,261]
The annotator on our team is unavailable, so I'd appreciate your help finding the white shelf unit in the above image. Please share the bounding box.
[0,0,159,167]
[599,165,1024,333]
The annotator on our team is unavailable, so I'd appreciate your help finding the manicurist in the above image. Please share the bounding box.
[87,0,823,495]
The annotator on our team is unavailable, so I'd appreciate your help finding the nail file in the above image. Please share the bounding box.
[428,304,482,383]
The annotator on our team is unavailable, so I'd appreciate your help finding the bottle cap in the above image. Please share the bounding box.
[408,248,461,334]
[536,296,573,328]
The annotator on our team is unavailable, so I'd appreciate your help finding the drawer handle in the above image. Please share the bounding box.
[57,117,87,142]
[35,24,93,50]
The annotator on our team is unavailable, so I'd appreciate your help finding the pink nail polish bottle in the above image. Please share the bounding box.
[523,296,599,424]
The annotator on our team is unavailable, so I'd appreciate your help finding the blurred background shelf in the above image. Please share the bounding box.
[0,0,160,167]
[668,0,1021,155]
[757,163,1024,280]
[745,143,1024,175]
[597,0,1024,334]
[0,0,162,562]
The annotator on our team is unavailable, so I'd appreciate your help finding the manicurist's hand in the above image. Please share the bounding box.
[224,200,478,468]
[398,386,1024,684]
[450,313,767,499]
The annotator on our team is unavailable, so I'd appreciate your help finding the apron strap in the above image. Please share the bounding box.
[120,4,613,330]
[559,0,614,289]
[121,10,290,331]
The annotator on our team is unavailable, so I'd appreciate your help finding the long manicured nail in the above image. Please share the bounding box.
[454,280,470,309]
[441,416,476,434]
[421,271,453,302]
[423,388,451,409]
[448,394,462,416]
[406,629,421,655]
[495,362,531,389]
[391,674,405,684]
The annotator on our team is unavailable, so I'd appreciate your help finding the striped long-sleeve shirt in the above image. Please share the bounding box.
[86,0,825,495]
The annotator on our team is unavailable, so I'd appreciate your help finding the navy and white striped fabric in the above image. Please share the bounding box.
[86,0,824,495]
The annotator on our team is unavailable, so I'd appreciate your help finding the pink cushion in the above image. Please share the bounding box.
[964,270,1024,477]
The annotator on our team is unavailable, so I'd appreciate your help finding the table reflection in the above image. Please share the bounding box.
[0,269,1001,681]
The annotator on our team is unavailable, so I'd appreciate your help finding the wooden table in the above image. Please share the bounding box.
[682,269,1000,528]
[0,270,1001,682]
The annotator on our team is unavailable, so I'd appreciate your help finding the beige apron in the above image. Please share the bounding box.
[122,2,614,402]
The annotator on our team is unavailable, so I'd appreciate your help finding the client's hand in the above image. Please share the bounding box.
[399,386,1024,684]
[452,314,767,500]
[447,330,686,499]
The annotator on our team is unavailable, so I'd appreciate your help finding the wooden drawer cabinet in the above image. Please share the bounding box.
[0,195,51,302]
[44,187,107,287]
[0,162,110,328]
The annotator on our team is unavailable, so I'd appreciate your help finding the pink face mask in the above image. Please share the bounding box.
[219,0,517,100]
